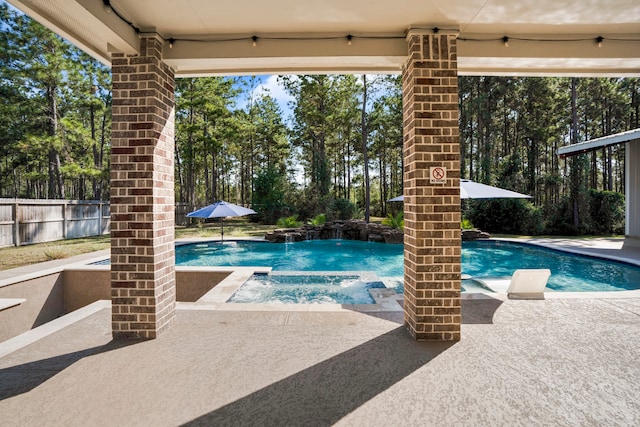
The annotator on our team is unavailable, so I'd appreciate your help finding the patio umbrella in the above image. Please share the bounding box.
[387,179,532,201]
[187,200,256,241]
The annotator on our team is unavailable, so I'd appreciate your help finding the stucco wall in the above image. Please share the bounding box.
[63,267,111,313]
[63,267,232,312]
[175,270,232,302]
[0,272,64,342]
[1,267,232,342]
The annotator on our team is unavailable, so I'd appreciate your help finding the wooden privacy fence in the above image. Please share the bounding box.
[0,199,111,247]
[0,199,193,248]
[0,199,199,247]
[175,203,195,227]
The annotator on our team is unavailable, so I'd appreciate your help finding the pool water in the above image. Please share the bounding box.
[463,240,640,292]
[177,240,403,276]
[176,239,640,292]
[227,274,386,304]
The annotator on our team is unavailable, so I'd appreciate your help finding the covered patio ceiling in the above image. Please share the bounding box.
[7,0,640,77]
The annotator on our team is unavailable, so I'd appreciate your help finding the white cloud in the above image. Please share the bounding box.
[251,75,296,120]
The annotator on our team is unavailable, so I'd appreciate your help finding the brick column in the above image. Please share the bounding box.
[110,35,176,339]
[402,31,461,341]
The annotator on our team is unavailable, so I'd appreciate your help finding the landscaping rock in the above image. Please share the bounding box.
[267,222,488,244]
[382,229,404,244]
[461,229,491,241]
[264,220,404,244]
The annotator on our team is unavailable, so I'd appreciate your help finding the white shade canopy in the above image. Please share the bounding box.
[388,180,532,202]
[459,179,532,199]
[187,201,256,219]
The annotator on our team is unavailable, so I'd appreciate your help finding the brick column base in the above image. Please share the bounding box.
[110,35,176,339]
[402,31,461,341]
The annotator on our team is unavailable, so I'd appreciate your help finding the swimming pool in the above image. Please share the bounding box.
[178,240,403,276]
[464,240,640,292]
[176,239,640,292]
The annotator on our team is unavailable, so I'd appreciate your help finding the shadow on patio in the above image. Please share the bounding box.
[183,326,454,426]
[0,340,137,401]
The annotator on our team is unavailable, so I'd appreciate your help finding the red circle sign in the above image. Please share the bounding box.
[432,167,445,180]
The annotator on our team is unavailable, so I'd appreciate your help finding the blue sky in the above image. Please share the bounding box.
[234,75,295,122]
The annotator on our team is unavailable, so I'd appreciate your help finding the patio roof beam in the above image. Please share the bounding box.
[161,31,640,77]
[162,35,408,76]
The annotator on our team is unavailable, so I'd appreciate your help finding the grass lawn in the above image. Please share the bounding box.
[0,218,277,271]
[175,217,277,240]
[0,235,111,271]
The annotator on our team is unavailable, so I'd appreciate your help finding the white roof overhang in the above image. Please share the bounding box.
[557,129,640,158]
[6,0,640,77]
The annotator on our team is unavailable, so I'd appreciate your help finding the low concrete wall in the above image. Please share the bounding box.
[63,267,110,313]
[0,272,65,342]
[175,269,232,302]
[1,266,233,342]
[63,267,232,312]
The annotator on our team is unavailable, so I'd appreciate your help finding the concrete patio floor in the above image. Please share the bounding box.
[1,238,640,426]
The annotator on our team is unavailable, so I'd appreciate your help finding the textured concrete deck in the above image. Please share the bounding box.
[1,237,640,426]
[1,295,639,426]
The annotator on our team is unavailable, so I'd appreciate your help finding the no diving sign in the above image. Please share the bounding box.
[430,167,447,184]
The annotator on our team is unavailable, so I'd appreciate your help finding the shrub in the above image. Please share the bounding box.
[468,198,543,235]
[541,191,624,236]
[276,215,302,228]
[461,218,474,230]
[382,211,404,229]
[44,248,67,260]
[329,198,356,220]
[542,196,577,235]
[308,213,327,226]
[588,189,625,235]
[520,202,544,235]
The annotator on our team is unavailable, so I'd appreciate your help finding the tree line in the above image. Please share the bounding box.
[1,4,639,234]
[1,3,111,200]
[460,76,637,235]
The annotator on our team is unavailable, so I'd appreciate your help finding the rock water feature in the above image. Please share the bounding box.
[265,220,490,244]
[265,220,404,244]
